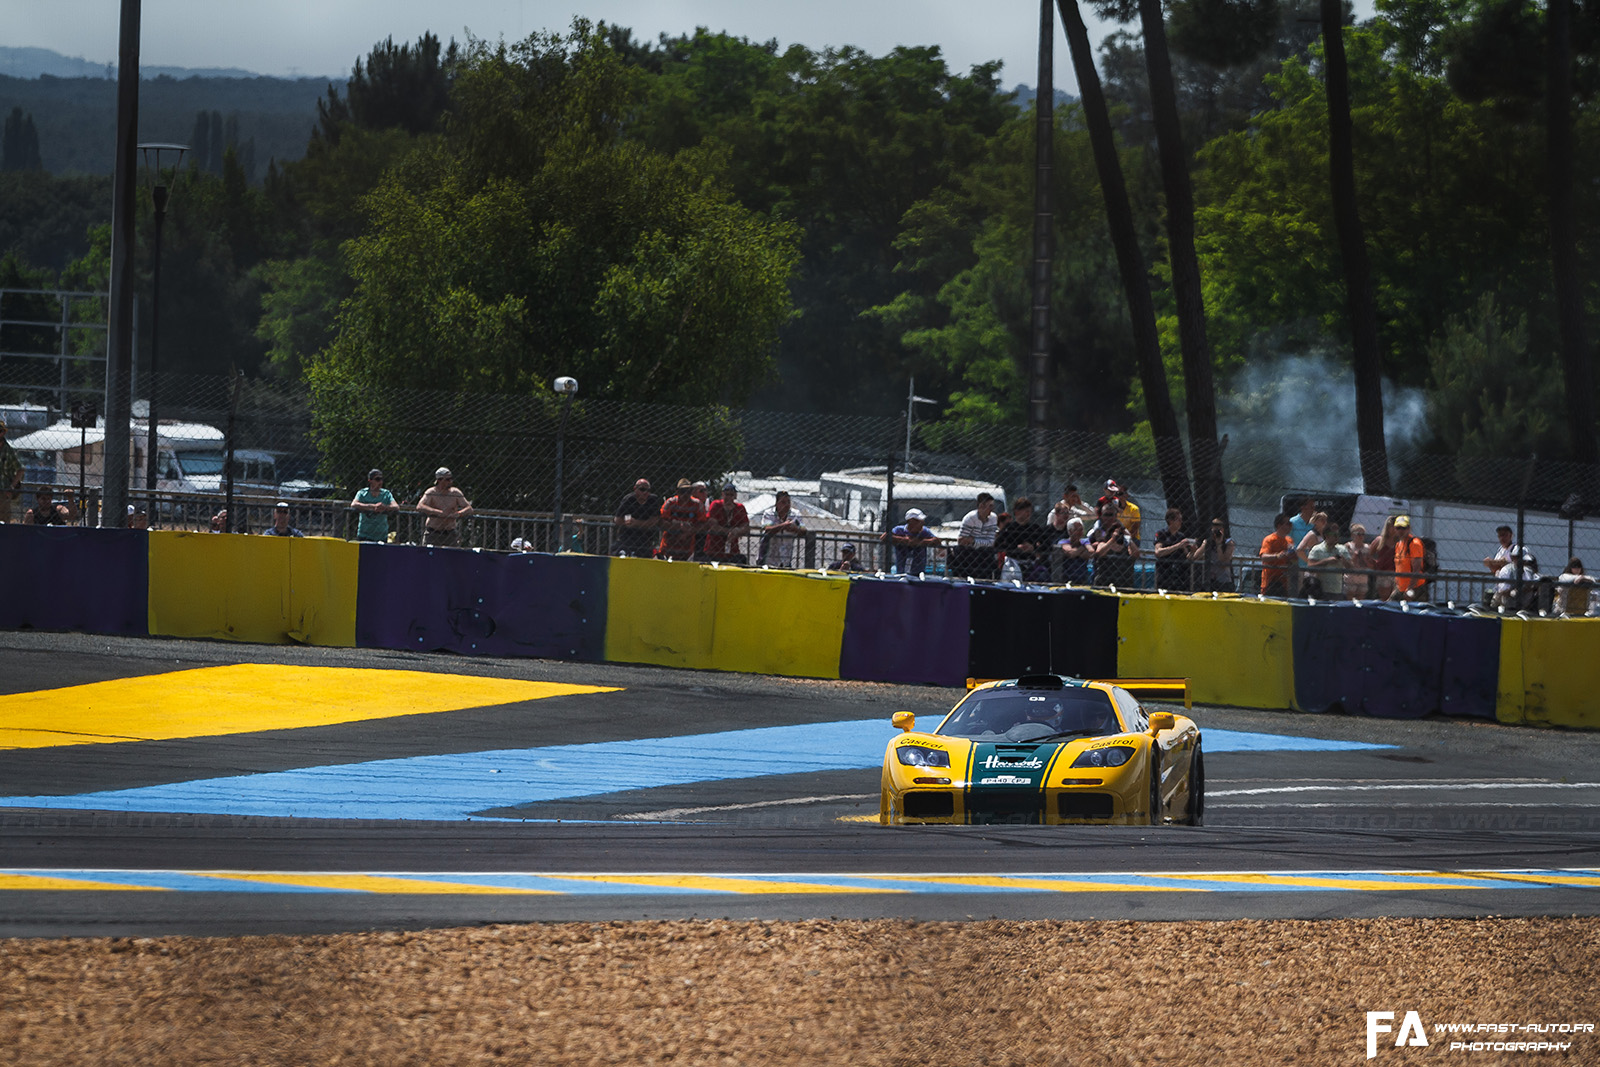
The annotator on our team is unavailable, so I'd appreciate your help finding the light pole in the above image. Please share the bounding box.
[137,141,186,524]
[551,375,578,551]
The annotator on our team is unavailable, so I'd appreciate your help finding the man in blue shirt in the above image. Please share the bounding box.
[351,468,398,542]
[888,508,939,575]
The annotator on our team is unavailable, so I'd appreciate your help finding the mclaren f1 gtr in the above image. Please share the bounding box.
[879,673,1203,826]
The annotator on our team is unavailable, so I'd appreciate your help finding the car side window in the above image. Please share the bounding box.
[1111,688,1147,732]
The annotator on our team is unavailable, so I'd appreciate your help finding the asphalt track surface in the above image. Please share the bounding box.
[2,631,1599,937]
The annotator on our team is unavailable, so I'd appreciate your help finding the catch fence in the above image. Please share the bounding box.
[6,372,1599,612]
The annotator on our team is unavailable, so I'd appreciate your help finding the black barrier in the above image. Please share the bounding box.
[966,586,1119,681]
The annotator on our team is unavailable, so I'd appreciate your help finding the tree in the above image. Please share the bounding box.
[1,107,43,172]
[1320,0,1392,492]
[306,26,799,495]
[1128,0,1230,525]
[1444,0,1598,464]
[1057,0,1196,521]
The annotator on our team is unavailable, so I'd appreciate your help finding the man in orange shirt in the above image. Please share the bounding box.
[1390,515,1427,601]
[1259,513,1295,597]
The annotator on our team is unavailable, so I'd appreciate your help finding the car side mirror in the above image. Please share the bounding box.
[892,711,915,733]
[1149,712,1176,734]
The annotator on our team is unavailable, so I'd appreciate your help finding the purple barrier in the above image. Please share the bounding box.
[1292,603,1499,719]
[355,546,608,660]
[0,525,149,636]
[839,578,972,687]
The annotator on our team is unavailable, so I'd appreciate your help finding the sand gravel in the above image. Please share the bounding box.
[4,917,1598,1065]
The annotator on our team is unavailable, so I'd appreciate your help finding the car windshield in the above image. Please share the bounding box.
[936,687,1123,741]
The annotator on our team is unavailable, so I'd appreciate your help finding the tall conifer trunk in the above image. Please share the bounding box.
[1058,0,1195,522]
[1321,0,1391,493]
[1135,0,1227,528]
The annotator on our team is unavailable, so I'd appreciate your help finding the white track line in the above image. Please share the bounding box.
[617,794,876,821]
[1210,782,1600,797]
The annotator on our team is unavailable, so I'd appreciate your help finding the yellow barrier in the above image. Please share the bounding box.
[148,532,358,647]
[1116,594,1295,710]
[1496,617,1600,729]
[605,558,848,677]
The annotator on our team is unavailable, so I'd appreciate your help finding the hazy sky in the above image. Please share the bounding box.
[5,1,1124,92]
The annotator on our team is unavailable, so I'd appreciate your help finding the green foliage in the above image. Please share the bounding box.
[1193,30,1555,393]
[1426,292,1566,457]
[306,26,798,501]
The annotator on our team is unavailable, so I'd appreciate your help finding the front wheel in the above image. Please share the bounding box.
[1180,743,1205,826]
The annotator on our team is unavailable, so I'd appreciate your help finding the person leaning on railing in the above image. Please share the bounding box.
[350,468,398,543]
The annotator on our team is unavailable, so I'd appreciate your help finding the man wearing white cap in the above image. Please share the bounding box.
[416,467,473,547]
[262,501,304,537]
[887,507,938,576]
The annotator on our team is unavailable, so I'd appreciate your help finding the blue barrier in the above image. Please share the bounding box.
[0,525,148,636]
[356,546,608,660]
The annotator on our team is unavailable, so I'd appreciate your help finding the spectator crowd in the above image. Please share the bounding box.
[2,423,1595,618]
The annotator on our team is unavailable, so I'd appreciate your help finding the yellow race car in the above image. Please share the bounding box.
[879,673,1202,826]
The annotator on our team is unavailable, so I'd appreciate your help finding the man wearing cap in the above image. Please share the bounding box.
[263,501,304,537]
[0,417,22,523]
[613,477,661,557]
[658,478,705,561]
[416,467,473,547]
[350,468,398,543]
[1100,480,1142,543]
[757,490,805,567]
[1389,515,1427,601]
[829,542,865,573]
[703,482,750,563]
[886,507,939,576]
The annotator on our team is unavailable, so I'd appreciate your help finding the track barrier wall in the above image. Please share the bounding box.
[1496,617,1600,729]
[1117,595,1297,710]
[3,526,1592,729]
[147,531,358,647]
[0,524,149,636]
[356,546,609,661]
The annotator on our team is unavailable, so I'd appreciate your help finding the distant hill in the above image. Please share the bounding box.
[1010,84,1079,110]
[0,66,337,176]
[0,45,307,81]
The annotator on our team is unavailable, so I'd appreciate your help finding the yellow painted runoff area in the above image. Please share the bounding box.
[0,664,614,749]
[605,559,849,678]
[204,873,557,895]
[1496,617,1600,729]
[0,873,162,891]
[1116,595,1295,709]
[147,531,359,647]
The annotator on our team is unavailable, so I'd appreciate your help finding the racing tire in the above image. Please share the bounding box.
[1147,751,1163,826]
[1180,743,1205,827]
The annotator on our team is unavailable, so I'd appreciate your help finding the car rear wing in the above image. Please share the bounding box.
[1094,678,1191,710]
[963,675,1191,710]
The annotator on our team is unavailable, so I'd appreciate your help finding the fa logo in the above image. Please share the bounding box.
[1367,1011,1429,1058]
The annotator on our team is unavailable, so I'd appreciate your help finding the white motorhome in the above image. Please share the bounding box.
[818,467,1007,533]
[8,418,275,496]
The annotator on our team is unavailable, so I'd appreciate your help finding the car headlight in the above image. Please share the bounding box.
[1071,745,1134,769]
[896,745,951,768]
